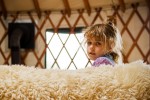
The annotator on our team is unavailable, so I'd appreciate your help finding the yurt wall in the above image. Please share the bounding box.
[0,3,149,68]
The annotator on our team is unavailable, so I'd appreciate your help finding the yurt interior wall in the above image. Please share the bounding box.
[0,0,149,69]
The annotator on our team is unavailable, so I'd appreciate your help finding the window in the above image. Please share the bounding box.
[46,28,92,70]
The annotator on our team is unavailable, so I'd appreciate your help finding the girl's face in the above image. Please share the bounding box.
[86,38,107,60]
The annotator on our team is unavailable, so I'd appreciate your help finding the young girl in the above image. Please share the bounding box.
[84,21,123,66]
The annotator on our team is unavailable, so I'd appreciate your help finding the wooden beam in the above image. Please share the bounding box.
[62,0,71,17]
[0,12,2,16]
[33,0,41,18]
[0,0,7,19]
[118,0,126,12]
[146,0,150,10]
[83,0,91,15]
[145,0,150,34]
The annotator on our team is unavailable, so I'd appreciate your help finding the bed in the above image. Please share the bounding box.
[0,60,150,100]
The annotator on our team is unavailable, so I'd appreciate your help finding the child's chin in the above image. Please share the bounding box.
[89,57,96,60]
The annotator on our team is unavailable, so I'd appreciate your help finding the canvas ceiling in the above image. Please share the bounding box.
[0,0,148,19]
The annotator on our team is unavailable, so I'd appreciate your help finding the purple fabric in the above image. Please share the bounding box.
[92,57,115,66]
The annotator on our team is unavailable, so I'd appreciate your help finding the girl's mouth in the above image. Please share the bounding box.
[89,52,95,55]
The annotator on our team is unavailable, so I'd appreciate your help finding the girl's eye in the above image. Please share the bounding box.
[96,42,101,46]
[87,41,92,45]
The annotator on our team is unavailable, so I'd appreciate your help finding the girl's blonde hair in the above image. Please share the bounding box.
[84,21,123,64]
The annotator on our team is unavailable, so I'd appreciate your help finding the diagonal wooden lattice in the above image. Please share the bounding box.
[0,4,149,68]
[46,10,91,69]
[115,4,150,63]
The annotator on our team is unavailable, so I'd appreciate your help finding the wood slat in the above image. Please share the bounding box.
[83,0,91,16]
[61,11,72,28]
[145,0,150,10]
[118,0,126,12]
[33,0,41,19]
[91,8,102,25]
[0,0,7,19]
[62,0,71,17]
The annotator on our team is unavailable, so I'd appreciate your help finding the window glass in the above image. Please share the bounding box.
[46,28,92,70]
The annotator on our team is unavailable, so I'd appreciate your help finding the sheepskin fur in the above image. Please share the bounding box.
[0,60,150,100]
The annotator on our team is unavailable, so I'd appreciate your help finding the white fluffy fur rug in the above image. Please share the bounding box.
[0,60,150,100]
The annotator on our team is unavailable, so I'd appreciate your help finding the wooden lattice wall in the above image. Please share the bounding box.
[0,4,149,68]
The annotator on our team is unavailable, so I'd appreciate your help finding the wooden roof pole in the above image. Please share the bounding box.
[33,0,41,18]
[0,0,7,19]
[83,0,91,16]
[62,0,71,17]
[118,0,126,12]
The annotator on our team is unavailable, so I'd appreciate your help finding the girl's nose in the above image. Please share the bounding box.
[90,44,94,50]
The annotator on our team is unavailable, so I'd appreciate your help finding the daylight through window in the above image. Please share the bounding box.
[46,28,92,70]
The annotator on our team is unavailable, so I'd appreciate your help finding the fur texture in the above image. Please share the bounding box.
[0,60,150,100]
